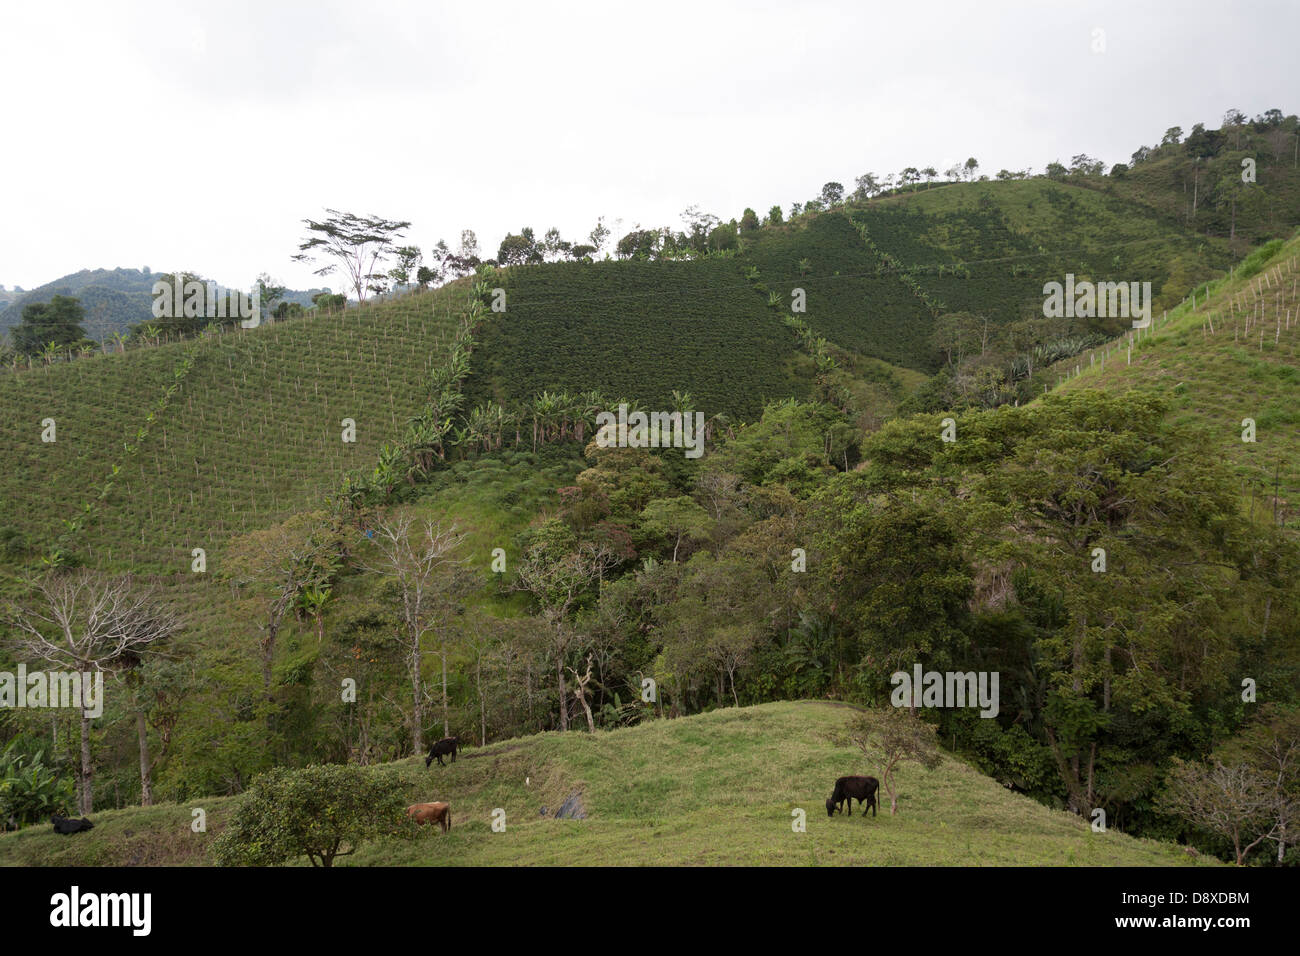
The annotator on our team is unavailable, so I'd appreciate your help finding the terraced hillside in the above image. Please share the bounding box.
[0,701,1214,867]
[862,178,1233,320]
[1056,231,1300,527]
[0,178,1270,577]
[466,257,813,420]
[466,177,1240,426]
[0,285,467,574]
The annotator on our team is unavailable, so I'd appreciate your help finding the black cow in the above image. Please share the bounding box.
[50,815,95,835]
[425,736,459,768]
[826,775,879,818]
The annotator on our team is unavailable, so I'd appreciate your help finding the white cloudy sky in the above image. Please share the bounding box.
[0,0,1294,292]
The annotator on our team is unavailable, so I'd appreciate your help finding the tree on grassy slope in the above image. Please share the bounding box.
[836,708,942,815]
[212,764,413,867]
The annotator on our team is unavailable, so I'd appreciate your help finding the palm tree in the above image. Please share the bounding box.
[465,403,495,453]
[573,390,605,444]
[371,443,405,497]
[703,411,732,442]
[298,584,332,643]
[531,391,563,449]
[493,402,516,450]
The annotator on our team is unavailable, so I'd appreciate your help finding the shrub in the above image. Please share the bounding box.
[0,741,76,827]
[211,763,415,867]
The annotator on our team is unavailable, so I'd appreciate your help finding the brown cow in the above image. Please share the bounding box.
[407,801,452,834]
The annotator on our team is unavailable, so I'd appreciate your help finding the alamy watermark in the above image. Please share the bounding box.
[0,664,103,718]
[152,276,261,328]
[594,404,705,459]
[1043,275,1152,329]
[891,665,999,718]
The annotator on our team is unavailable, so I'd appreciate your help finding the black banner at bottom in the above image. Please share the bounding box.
[0,864,1291,943]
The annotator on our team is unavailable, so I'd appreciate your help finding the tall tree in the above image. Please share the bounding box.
[224,513,339,702]
[853,173,880,199]
[387,246,423,288]
[4,571,181,814]
[512,519,621,731]
[11,294,86,357]
[588,217,612,258]
[292,209,411,303]
[357,513,468,751]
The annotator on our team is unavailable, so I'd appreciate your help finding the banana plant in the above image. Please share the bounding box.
[1,744,75,827]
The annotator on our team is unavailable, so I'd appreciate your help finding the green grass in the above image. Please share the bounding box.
[865,178,1234,319]
[1055,231,1300,525]
[0,701,1216,867]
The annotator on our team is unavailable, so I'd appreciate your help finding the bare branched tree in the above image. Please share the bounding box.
[568,654,596,733]
[835,708,942,815]
[4,571,180,813]
[292,209,412,303]
[512,534,620,731]
[356,513,468,753]
[1160,759,1279,865]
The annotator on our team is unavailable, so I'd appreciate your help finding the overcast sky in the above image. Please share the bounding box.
[1,0,1294,293]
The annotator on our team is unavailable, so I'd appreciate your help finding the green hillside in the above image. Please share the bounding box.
[467,257,812,420]
[0,701,1213,867]
[466,176,1241,420]
[1055,230,1300,525]
[0,285,466,573]
[0,267,329,342]
[1,158,1297,869]
[863,177,1232,319]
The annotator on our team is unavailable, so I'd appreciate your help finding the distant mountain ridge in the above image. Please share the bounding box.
[0,267,329,341]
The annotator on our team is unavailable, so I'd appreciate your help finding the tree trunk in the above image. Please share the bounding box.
[136,709,153,807]
[556,653,568,731]
[410,638,424,755]
[576,686,595,732]
[441,642,449,739]
[260,623,276,699]
[570,657,596,732]
[477,653,487,747]
[79,714,93,815]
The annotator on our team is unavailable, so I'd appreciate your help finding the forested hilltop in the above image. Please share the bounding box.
[1,109,1299,867]
[0,267,329,342]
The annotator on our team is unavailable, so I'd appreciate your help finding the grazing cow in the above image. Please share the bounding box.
[50,815,95,835]
[425,736,459,768]
[826,776,879,818]
[407,802,451,834]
